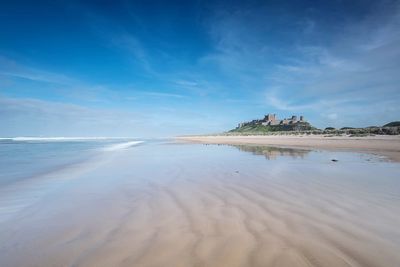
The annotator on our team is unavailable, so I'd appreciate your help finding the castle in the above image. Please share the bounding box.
[238,114,305,128]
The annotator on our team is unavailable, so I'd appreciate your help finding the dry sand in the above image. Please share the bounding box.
[1,142,400,267]
[177,135,400,162]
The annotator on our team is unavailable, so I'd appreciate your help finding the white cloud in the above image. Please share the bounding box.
[0,56,74,85]
[0,96,233,137]
[261,3,400,127]
[140,91,185,98]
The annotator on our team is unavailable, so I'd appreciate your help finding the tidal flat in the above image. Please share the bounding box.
[1,141,400,267]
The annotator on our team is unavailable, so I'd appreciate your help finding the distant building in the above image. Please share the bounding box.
[238,113,306,128]
[262,113,279,126]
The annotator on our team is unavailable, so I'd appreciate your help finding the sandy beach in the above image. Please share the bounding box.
[1,141,400,267]
[177,135,400,162]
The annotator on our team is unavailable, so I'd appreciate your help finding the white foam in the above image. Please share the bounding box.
[0,137,136,142]
[102,141,144,151]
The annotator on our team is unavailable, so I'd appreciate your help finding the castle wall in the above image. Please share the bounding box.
[239,114,305,128]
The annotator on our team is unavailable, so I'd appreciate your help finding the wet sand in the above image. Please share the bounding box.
[177,135,400,162]
[1,143,400,267]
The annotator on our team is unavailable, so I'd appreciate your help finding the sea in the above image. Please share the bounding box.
[0,137,143,188]
[0,137,145,222]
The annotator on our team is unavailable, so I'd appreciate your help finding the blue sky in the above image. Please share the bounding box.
[1,0,399,137]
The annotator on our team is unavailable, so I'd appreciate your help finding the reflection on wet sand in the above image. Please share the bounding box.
[233,145,311,160]
[1,143,400,267]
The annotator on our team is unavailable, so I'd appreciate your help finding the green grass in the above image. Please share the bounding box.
[383,121,400,127]
[226,120,400,136]
[229,122,315,134]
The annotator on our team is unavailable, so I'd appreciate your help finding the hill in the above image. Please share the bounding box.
[229,121,315,134]
[383,121,400,127]
[226,114,400,136]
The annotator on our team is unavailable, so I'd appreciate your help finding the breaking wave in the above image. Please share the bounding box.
[102,141,144,151]
[0,137,134,142]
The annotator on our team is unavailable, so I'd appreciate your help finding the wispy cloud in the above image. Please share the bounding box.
[0,54,195,107]
[111,33,156,75]
[140,91,185,98]
[0,56,74,85]
[1,1,399,134]
[0,96,145,136]
[0,95,231,137]
[260,2,400,127]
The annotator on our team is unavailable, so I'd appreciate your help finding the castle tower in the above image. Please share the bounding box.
[300,116,304,121]
[265,113,276,122]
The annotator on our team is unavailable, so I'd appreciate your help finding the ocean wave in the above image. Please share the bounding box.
[0,137,135,142]
[102,141,144,151]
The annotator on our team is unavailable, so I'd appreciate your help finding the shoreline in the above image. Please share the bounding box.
[176,134,400,162]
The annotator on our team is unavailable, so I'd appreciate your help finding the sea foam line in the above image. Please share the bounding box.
[102,141,144,151]
[0,137,136,142]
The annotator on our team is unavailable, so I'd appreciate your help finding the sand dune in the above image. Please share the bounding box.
[1,143,400,267]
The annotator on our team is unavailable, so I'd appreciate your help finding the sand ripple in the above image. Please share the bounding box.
[1,144,400,267]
